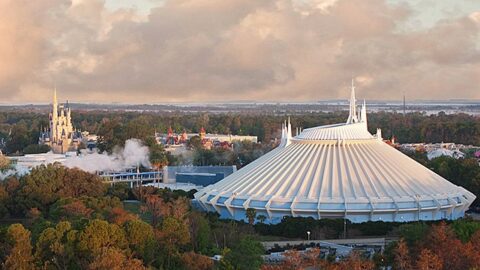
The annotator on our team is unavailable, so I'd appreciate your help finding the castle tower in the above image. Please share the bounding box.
[199,127,206,140]
[40,88,80,154]
[52,88,58,122]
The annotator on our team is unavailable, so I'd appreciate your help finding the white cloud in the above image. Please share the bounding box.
[0,0,479,103]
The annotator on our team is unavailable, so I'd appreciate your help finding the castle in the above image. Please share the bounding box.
[39,90,82,154]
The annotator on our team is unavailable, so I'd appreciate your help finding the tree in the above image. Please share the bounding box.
[142,195,190,226]
[155,216,191,269]
[189,135,203,150]
[15,164,106,215]
[124,220,156,264]
[398,222,429,246]
[3,224,35,270]
[88,248,146,270]
[49,196,122,221]
[218,248,235,270]
[157,216,190,251]
[304,247,321,268]
[394,239,412,270]
[282,249,303,270]
[256,214,267,224]
[107,182,130,201]
[59,167,107,198]
[96,118,124,153]
[145,137,168,169]
[124,117,153,143]
[224,236,264,270]
[0,154,10,170]
[78,219,128,258]
[35,221,79,269]
[142,194,166,226]
[422,222,467,270]
[246,208,257,225]
[189,212,212,254]
[165,196,190,221]
[471,229,480,252]
[416,249,443,270]
[181,251,214,270]
[451,219,480,242]
[110,207,139,225]
[61,200,94,219]
[469,230,480,267]
[22,144,50,154]
[6,122,33,154]
[339,251,375,270]
[0,185,8,218]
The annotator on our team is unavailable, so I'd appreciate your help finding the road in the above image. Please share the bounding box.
[261,237,397,250]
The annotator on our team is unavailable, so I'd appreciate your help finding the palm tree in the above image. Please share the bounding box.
[245,208,257,225]
[256,214,267,224]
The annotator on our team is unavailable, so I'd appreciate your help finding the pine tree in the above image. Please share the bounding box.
[416,249,443,270]
[3,224,35,270]
[394,239,412,270]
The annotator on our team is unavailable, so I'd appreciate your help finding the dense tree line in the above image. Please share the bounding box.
[0,164,265,269]
[1,110,479,155]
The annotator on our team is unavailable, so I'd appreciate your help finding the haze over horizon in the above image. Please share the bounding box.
[2,0,480,103]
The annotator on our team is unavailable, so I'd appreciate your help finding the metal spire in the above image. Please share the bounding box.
[287,116,292,140]
[346,79,358,124]
[361,99,367,125]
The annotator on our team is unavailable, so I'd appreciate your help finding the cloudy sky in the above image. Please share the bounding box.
[1,0,480,103]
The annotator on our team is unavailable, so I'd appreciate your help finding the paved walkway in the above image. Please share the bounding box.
[262,237,396,250]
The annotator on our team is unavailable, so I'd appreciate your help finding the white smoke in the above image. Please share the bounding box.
[63,139,151,173]
[0,168,28,180]
[0,139,152,180]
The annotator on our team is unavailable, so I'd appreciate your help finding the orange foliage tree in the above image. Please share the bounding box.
[394,239,412,270]
[88,248,146,270]
[416,249,443,270]
[422,222,470,270]
[181,251,214,270]
[3,224,35,270]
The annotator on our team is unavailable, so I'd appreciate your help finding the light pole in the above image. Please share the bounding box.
[307,231,311,241]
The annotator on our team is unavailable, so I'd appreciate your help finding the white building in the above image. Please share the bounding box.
[195,82,476,224]
[201,134,258,143]
[427,148,465,160]
[8,152,76,170]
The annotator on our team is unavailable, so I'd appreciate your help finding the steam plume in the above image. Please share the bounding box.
[63,139,151,173]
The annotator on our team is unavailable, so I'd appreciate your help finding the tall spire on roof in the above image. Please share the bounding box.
[360,99,367,125]
[346,78,358,124]
[287,117,292,140]
[279,118,292,147]
[279,121,286,147]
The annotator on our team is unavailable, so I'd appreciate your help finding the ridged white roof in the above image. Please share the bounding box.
[198,139,469,200]
[195,85,476,223]
[297,122,374,140]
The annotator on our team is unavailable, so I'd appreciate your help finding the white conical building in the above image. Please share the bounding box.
[194,84,476,224]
